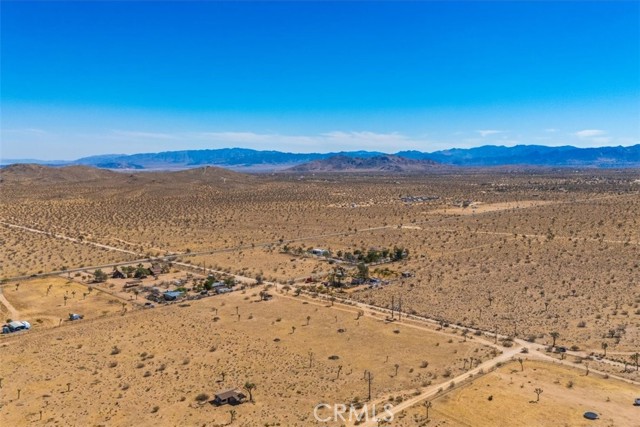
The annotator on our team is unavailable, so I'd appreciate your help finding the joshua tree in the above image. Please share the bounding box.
[66,382,71,392]
[220,372,226,382]
[518,357,524,372]
[291,326,296,334]
[308,351,314,368]
[631,352,639,371]
[549,331,559,348]
[243,382,256,402]
[306,315,311,326]
[534,388,543,402]
[229,409,236,423]
[601,342,608,357]
[63,295,68,306]
[394,363,400,377]
[356,262,369,280]
[336,365,343,379]
[17,388,21,399]
[356,310,364,320]
[0,378,3,388]
[424,401,432,420]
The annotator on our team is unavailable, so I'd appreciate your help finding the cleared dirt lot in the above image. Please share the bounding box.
[0,277,134,328]
[394,360,640,427]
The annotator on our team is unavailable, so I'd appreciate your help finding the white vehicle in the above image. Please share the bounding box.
[2,320,31,334]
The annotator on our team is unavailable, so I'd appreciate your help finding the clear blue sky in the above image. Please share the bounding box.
[1,1,639,159]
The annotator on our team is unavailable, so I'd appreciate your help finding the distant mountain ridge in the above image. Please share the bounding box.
[73,148,385,170]
[288,154,446,172]
[397,144,640,168]
[2,144,638,170]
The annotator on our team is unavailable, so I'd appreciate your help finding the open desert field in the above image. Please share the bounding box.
[1,166,639,425]
[0,225,137,278]
[0,289,492,426]
[393,360,640,427]
[4,1,640,424]
[0,277,134,329]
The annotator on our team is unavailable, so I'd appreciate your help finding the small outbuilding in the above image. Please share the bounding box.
[163,290,184,301]
[150,264,163,276]
[213,389,246,406]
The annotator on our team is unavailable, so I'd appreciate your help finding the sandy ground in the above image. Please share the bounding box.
[1,170,639,426]
[393,360,640,427]
[0,290,491,427]
[0,277,134,328]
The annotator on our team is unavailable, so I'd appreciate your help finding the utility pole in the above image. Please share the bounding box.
[391,296,395,320]
[365,371,373,401]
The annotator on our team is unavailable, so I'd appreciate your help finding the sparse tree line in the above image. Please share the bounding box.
[281,245,409,265]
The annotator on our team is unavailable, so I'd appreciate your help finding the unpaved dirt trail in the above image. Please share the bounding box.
[0,287,20,319]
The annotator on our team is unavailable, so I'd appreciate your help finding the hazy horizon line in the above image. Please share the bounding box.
[2,142,639,164]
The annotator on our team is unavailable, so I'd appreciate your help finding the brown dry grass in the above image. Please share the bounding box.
[0,168,639,425]
[0,290,490,426]
[0,277,133,328]
[393,360,639,427]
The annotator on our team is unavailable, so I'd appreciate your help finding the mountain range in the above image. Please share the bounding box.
[2,144,639,171]
[288,154,446,173]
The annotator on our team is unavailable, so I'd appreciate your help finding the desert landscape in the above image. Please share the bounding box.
[3,0,639,424]
[1,165,639,426]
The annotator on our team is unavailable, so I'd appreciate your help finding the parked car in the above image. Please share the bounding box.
[68,313,84,321]
[2,320,31,334]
